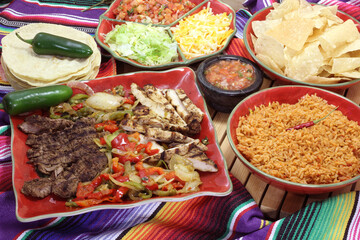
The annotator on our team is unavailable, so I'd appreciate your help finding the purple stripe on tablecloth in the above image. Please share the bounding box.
[19,204,160,240]
[0,191,50,240]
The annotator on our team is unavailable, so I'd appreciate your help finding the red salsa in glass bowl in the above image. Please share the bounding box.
[204,59,255,91]
[197,55,263,112]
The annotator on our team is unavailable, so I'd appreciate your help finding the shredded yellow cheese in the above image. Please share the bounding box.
[171,4,234,59]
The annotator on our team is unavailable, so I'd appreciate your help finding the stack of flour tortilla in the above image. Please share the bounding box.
[1,23,101,90]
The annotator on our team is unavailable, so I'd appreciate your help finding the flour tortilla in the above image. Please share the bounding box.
[1,23,100,85]
[1,55,100,90]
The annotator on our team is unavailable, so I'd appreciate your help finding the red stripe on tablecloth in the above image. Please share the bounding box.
[225,38,254,61]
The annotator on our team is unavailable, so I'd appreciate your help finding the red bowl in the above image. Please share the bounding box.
[227,86,360,194]
[103,0,205,27]
[243,5,360,90]
[96,0,236,69]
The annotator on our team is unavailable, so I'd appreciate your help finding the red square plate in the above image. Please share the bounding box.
[11,67,232,222]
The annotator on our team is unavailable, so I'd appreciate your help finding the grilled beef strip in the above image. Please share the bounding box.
[18,115,73,134]
[20,116,108,199]
[21,178,53,199]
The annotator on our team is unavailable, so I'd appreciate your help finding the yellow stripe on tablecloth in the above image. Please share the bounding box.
[323,192,355,240]
[333,193,355,240]
[123,201,188,240]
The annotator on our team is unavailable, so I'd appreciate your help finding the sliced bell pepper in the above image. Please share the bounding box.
[95,120,119,133]
[145,142,160,155]
[73,198,105,207]
[112,157,125,174]
[76,174,109,199]
[72,102,84,111]
[115,187,129,201]
[85,188,115,200]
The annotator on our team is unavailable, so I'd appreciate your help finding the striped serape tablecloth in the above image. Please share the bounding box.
[1,0,360,239]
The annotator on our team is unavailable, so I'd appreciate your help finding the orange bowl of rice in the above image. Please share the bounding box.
[227,86,360,194]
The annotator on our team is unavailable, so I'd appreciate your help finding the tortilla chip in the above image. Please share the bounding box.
[335,70,360,78]
[267,0,302,20]
[251,19,282,38]
[331,57,360,73]
[254,34,286,68]
[303,75,346,84]
[251,0,360,85]
[333,39,360,57]
[256,53,284,74]
[266,18,314,51]
[285,41,324,80]
[319,20,360,53]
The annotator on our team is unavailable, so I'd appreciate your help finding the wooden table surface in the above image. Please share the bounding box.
[209,77,360,221]
[119,60,360,221]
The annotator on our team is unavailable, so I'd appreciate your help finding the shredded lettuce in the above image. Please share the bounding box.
[105,23,178,66]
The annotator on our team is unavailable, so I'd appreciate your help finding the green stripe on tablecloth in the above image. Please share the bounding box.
[271,193,357,240]
[306,192,356,239]
[298,202,322,240]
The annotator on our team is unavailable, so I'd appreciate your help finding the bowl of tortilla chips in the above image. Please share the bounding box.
[243,0,360,89]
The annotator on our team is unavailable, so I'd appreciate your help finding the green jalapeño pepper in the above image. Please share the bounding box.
[16,32,93,58]
[0,85,73,115]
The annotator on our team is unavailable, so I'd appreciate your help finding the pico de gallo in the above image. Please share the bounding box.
[113,0,197,25]
[50,83,202,207]
[204,60,255,91]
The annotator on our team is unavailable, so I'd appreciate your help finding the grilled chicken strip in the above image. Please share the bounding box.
[131,83,187,128]
[143,140,217,172]
[120,118,146,133]
[163,89,191,123]
[183,148,218,172]
[175,88,204,123]
[174,88,204,134]
[143,84,187,127]
[144,127,195,143]
[121,115,189,134]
